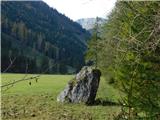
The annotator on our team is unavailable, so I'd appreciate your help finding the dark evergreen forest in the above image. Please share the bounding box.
[1,1,90,74]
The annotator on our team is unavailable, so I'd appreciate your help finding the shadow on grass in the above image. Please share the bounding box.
[87,98,121,106]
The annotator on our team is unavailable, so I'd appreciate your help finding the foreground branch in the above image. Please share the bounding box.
[1,75,40,88]
[3,57,16,73]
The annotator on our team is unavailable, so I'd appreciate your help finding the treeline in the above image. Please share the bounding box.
[2,18,59,73]
[87,1,160,119]
[1,1,90,74]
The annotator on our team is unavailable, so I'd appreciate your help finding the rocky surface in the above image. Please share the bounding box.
[57,66,101,104]
[76,18,106,30]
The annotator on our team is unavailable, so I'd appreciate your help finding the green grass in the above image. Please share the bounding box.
[2,74,73,95]
[1,73,122,120]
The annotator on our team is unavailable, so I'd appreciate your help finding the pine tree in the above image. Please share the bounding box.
[86,17,102,69]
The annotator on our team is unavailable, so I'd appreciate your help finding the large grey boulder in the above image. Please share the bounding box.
[57,66,101,104]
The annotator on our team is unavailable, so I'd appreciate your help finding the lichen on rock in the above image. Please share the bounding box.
[57,66,101,104]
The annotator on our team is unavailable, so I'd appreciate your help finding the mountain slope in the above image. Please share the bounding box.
[76,18,106,31]
[1,1,90,73]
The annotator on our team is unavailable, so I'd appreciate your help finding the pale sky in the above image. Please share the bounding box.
[43,0,117,21]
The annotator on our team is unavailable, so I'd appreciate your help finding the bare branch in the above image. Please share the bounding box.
[1,75,40,88]
[1,61,57,89]
[3,57,16,73]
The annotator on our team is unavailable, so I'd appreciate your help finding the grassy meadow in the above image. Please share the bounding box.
[1,74,122,120]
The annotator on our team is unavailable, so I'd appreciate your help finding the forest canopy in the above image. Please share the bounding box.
[1,1,90,74]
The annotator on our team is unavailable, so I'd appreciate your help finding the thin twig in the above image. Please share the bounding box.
[1,62,57,89]
[3,57,16,73]
[1,75,40,88]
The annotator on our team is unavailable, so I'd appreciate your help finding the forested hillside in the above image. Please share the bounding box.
[87,1,160,119]
[1,1,90,74]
